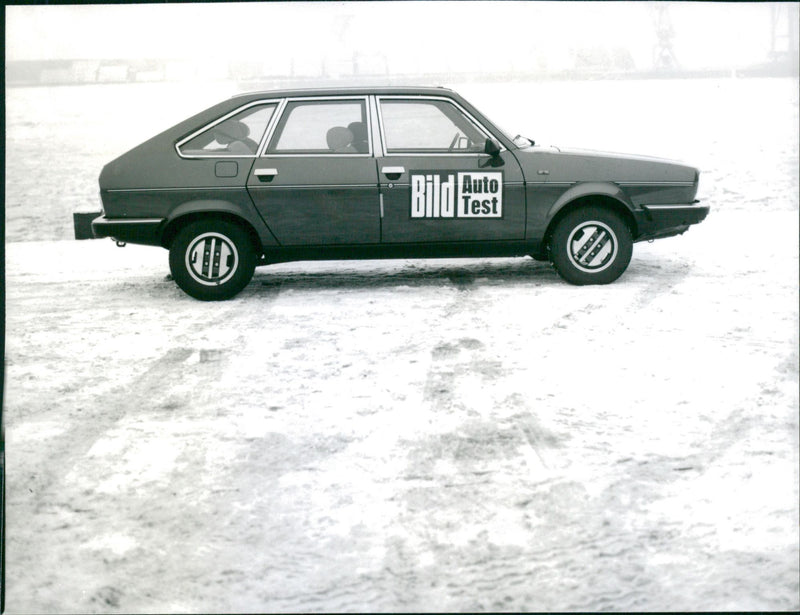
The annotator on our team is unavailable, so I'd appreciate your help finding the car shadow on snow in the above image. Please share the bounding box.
[115,255,692,299]
[248,257,560,293]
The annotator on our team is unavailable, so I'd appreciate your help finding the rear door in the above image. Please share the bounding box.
[247,97,380,246]
[375,96,526,244]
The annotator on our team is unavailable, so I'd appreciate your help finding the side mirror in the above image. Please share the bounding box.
[484,138,501,157]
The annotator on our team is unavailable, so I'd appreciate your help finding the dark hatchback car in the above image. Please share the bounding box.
[87,86,708,300]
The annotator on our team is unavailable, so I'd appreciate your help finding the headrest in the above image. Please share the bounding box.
[326,126,354,151]
[347,121,367,142]
[214,120,250,144]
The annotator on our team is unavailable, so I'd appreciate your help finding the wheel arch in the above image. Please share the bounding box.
[161,202,263,256]
[543,188,637,252]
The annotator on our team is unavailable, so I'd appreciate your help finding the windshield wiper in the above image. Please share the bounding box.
[514,134,535,147]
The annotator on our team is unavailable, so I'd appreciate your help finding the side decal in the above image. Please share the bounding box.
[410,171,503,219]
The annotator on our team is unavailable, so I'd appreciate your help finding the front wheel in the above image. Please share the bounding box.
[550,207,632,285]
[169,219,256,300]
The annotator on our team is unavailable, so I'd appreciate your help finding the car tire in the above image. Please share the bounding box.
[550,206,632,285]
[169,219,256,300]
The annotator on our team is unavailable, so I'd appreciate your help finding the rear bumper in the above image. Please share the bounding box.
[634,203,710,241]
[91,215,165,246]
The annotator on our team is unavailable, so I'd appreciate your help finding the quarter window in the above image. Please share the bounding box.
[379,99,488,154]
[179,104,276,156]
[266,100,369,154]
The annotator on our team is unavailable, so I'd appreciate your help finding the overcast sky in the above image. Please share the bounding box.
[4,2,791,72]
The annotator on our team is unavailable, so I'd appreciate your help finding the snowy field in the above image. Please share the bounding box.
[4,77,799,612]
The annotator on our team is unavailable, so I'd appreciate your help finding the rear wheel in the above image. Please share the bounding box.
[550,207,632,285]
[169,219,256,300]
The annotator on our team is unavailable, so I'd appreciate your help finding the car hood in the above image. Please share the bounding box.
[514,144,698,184]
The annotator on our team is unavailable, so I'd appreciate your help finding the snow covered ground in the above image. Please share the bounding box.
[4,77,799,612]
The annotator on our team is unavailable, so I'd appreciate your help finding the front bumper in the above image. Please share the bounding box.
[633,203,710,241]
[91,215,165,246]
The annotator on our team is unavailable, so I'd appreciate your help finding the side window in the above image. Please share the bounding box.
[179,104,276,156]
[379,99,487,154]
[266,100,369,154]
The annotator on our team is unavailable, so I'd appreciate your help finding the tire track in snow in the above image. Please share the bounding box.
[379,275,571,608]
[8,288,288,610]
[21,347,192,506]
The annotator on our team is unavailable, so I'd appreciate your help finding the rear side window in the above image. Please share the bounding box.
[266,99,369,154]
[178,103,277,156]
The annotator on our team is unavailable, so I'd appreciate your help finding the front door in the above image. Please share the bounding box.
[247,97,380,246]
[375,96,526,244]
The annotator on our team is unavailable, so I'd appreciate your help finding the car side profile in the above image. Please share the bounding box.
[86,86,709,300]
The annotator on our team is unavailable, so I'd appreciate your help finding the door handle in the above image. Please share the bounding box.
[254,168,278,182]
[382,166,405,180]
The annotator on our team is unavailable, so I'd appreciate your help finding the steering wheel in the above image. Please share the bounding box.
[448,132,462,151]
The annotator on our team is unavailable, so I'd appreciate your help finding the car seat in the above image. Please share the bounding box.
[347,121,369,153]
[326,126,357,153]
[214,120,258,154]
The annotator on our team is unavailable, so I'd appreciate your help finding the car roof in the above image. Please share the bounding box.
[230,85,458,101]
